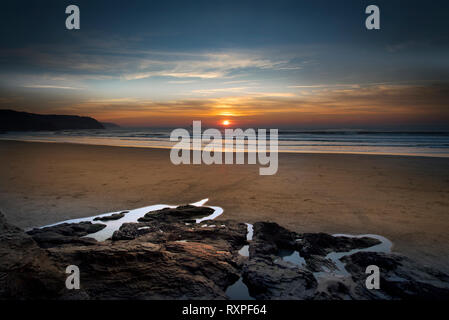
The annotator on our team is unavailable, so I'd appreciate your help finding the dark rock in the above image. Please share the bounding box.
[94,212,126,221]
[305,255,338,273]
[342,252,449,300]
[46,234,242,299]
[112,220,247,251]
[242,258,317,300]
[239,221,449,300]
[1,211,449,300]
[1,211,246,299]
[313,278,354,300]
[28,231,99,248]
[250,223,380,259]
[0,109,104,132]
[138,205,214,223]
[27,222,106,248]
[0,212,67,299]
[250,222,297,257]
[28,222,106,238]
[111,222,154,240]
[296,233,381,258]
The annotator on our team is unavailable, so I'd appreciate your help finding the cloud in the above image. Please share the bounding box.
[23,83,443,127]
[288,84,360,89]
[120,51,291,80]
[0,41,299,83]
[167,80,197,84]
[122,71,225,80]
[191,87,252,95]
[22,84,83,90]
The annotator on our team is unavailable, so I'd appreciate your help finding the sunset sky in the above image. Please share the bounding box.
[0,0,448,129]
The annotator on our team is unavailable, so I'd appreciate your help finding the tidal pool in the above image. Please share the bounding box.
[238,223,254,257]
[225,277,255,300]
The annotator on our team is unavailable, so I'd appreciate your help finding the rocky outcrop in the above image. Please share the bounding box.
[94,212,127,221]
[47,237,242,299]
[297,233,381,258]
[242,222,449,300]
[243,258,317,300]
[137,205,214,223]
[0,109,104,132]
[112,220,247,249]
[1,210,448,300]
[249,222,380,258]
[342,252,449,300]
[27,222,106,248]
[0,212,67,299]
[1,207,247,299]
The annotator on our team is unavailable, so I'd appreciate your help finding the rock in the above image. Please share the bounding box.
[296,233,381,258]
[0,109,104,132]
[28,221,106,238]
[342,252,449,300]
[305,255,338,273]
[1,210,448,300]
[1,211,246,299]
[138,205,214,223]
[238,221,449,300]
[313,277,354,300]
[0,212,67,299]
[46,235,242,299]
[249,222,297,257]
[27,222,106,248]
[112,220,247,250]
[111,222,155,240]
[94,212,126,221]
[242,257,317,300]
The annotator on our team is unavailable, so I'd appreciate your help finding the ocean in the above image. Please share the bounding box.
[1,128,449,157]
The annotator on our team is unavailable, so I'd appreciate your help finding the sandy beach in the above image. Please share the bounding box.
[1,140,448,272]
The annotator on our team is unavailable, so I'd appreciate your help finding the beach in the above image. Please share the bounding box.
[1,140,449,272]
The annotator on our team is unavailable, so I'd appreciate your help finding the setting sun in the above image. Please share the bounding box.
[222,120,231,126]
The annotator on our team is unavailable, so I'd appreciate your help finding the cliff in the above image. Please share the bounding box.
[0,109,104,132]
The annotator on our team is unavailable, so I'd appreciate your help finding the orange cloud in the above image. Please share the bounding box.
[2,84,448,128]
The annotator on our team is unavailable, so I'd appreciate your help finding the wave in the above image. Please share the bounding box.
[2,128,449,157]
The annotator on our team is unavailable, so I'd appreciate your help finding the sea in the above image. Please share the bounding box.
[1,128,449,157]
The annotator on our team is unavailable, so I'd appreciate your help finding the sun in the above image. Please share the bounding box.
[222,120,231,126]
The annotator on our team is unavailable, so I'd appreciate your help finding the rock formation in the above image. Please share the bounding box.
[0,109,104,132]
[0,208,448,300]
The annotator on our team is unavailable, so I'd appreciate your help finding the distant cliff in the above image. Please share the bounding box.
[0,110,104,132]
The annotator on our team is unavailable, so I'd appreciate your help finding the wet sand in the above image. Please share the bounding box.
[1,140,448,271]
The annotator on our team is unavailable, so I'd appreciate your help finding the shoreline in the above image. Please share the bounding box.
[1,137,449,159]
[1,139,449,273]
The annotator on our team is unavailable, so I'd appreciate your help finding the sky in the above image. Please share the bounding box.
[0,0,448,129]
